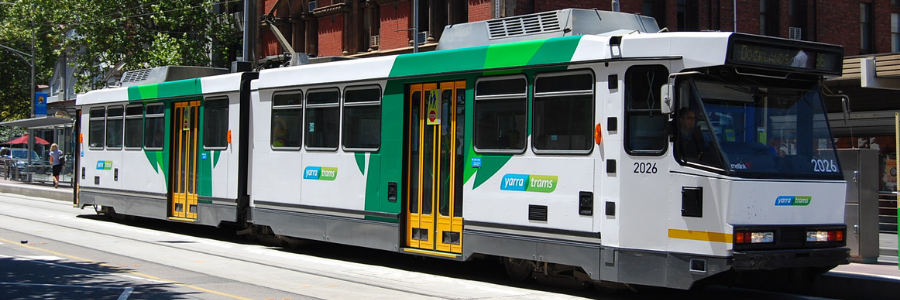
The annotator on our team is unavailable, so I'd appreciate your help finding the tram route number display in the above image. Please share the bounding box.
[634,162,658,174]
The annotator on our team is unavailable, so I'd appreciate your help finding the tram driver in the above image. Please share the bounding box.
[677,107,708,163]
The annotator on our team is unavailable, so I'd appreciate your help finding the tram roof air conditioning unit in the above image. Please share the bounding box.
[119,66,229,87]
[437,9,659,50]
[789,27,802,40]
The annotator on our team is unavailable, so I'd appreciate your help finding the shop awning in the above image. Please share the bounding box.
[0,116,74,128]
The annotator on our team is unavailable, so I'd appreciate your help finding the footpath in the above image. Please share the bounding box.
[1,179,899,300]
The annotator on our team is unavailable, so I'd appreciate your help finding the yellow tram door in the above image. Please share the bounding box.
[406,81,465,254]
[171,101,200,221]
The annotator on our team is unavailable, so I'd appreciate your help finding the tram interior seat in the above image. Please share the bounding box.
[719,142,777,172]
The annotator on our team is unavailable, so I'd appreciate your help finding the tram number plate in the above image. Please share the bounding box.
[633,162,658,174]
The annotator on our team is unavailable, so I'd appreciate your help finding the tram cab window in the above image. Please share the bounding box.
[271,91,303,149]
[306,89,340,150]
[204,98,229,149]
[624,65,668,155]
[474,76,527,153]
[106,106,124,149]
[88,107,106,149]
[533,71,594,153]
[144,104,165,149]
[342,86,381,151]
[124,105,144,149]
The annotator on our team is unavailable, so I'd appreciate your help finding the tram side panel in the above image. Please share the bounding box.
[461,68,600,276]
[249,80,398,252]
[194,92,243,225]
[79,101,170,220]
[601,63,681,287]
[248,87,307,232]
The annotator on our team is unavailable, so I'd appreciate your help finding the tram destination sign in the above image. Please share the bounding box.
[727,34,843,76]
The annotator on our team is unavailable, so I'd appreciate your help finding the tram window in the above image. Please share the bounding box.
[533,72,594,153]
[271,91,303,149]
[204,98,229,149]
[624,65,669,155]
[106,106,124,149]
[144,103,165,149]
[88,107,106,149]
[124,105,144,149]
[306,89,340,150]
[342,86,381,151]
[474,76,527,153]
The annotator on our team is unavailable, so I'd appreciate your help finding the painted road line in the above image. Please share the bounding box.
[118,287,134,300]
[18,255,63,260]
[0,282,134,299]
[0,237,255,300]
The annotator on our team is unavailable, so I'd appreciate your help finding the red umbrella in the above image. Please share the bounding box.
[4,134,50,145]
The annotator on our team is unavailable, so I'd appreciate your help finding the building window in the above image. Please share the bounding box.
[88,107,105,149]
[342,86,381,150]
[474,75,527,152]
[625,65,669,155]
[861,3,874,53]
[144,103,165,149]
[760,0,767,35]
[676,0,698,31]
[644,0,667,29]
[760,0,779,36]
[893,13,900,52]
[124,105,143,149]
[533,71,594,153]
[272,91,303,149]
[306,88,340,150]
[204,98,229,149]
[105,106,124,149]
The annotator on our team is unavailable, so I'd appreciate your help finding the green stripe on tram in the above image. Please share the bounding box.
[388,35,582,77]
[128,78,204,101]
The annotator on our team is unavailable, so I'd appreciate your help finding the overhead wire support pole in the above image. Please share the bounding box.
[413,0,418,53]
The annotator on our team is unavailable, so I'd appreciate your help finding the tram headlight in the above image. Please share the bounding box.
[806,230,844,242]
[751,232,774,243]
[734,231,774,244]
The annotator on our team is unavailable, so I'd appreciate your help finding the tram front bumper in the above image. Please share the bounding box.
[732,247,849,271]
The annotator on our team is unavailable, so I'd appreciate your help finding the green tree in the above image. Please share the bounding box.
[0,0,52,122]
[0,0,239,110]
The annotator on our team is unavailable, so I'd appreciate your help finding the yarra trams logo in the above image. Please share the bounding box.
[500,174,558,193]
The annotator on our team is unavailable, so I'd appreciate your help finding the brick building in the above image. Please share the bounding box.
[250,0,900,61]
[244,0,900,192]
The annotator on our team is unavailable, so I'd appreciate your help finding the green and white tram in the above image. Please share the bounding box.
[77,9,848,290]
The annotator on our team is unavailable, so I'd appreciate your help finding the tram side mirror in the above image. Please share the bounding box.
[660,83,674,114]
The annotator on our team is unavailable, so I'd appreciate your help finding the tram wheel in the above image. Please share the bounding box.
[503,258,533,282]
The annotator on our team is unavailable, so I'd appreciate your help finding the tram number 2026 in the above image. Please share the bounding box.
[633,162,658,174]
[811,159,838,173]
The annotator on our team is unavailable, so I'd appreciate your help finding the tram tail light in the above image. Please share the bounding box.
[806,230,844,242]
[734,231,774,244]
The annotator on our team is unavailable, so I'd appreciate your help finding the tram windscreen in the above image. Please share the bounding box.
[675,78,842,179]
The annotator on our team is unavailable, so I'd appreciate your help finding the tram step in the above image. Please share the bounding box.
[401,248,461,259]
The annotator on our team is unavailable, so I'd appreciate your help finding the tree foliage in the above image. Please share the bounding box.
[0,0,239,117]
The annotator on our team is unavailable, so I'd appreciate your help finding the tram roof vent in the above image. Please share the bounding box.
[437,9,660,50]
[119,66,229,87]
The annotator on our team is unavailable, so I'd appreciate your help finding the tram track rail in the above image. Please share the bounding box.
[0,194,465,300]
